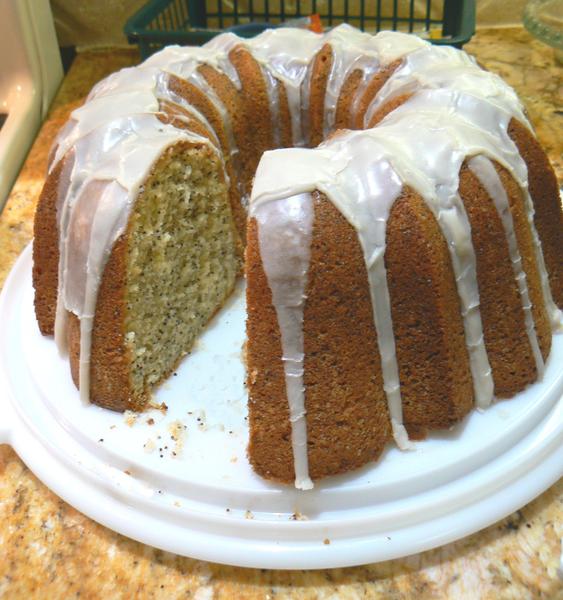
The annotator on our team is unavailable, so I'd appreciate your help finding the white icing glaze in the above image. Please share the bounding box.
[300,60,314,147]
[251,148,411,450]
[385,89,562,332]
[364,44,531,130]
[52,111,215,403]
[143,47,239,160]
[229,25,426,146]
[252,63,560,427]
[254,102,519,412]
[254,193,314,490]
[520,193,563,330]
[160,89,221,148]
[320,25,424,136]
[145,37,242,90]
[366,30,428,66]
[468,155,544,378]
[262,68,282,147]
[245,28,322,147]
[203,32,244,89]
[323,33,380,136]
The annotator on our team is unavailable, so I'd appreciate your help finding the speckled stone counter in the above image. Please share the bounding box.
[1,28,562,598]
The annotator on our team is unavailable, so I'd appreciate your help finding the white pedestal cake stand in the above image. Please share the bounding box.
[0,244,561,569]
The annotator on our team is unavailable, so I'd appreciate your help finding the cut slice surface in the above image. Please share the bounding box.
[125,141,239,401]
[85,141,240,410]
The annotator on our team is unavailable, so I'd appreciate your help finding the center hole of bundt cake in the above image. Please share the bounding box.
[123,142,239,402]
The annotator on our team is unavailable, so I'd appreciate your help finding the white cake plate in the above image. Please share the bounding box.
[0,244,561,569]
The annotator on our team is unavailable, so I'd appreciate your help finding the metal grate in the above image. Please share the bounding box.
[125,0,475,59]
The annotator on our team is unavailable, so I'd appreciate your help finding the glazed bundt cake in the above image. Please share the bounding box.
[33,25,563,488]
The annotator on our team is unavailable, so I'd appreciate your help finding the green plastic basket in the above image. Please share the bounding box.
[124,0,476,59]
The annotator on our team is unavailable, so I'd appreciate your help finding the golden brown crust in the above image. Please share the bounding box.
[198,63,251,192]
[353,59,402,129]
[67,311,80,389]
[459,162,539,397]
[277,77,293,148]
[367,93,413,128]
[89,229,139,411]
[33,156,69,335]
[67,233,136,412]
[308,44,333,147]
[229,46,274,173]
[158,101,217,144]
[386,189,473,438]
[303,192,391,479]
[334,68,363,130]
[246,217,294,483]
[246,193,391,483]
[495,163,552,365]
[508,118,563,308]
[246,194,391,485]
[166,74,230,154]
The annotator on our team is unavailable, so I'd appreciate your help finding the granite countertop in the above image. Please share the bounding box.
[0,27,562,598]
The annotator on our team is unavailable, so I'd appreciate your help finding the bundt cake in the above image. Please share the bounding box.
[32,25,563,489]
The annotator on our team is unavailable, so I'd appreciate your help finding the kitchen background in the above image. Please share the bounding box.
[53,0,529,49]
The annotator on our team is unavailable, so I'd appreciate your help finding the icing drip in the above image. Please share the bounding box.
[203,33,244,89]
[468,155,545,378]
[252,102,525,412]
[160,88,221,145]
[253,148,413,451]
[520,195,563,329]
[69,180,131,403]
[52,110,214,402]
[252,144,405,451]
[322,25,427,137]
[384,89,562,331]
[262,68,282,147]
[530,220,562,328]
[322,27,382,137]
[323,156,414,449]
[350,60,386,125]
[143,48,240,160]
[253,193,314,490]
[364,44,532,130]
[433,191,494,409]
[248,28,322,147]
[300,64,314,147]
